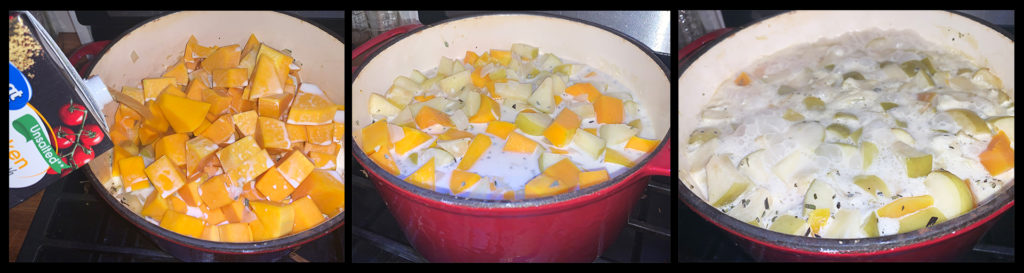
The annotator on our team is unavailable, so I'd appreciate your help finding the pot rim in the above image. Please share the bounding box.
[84,10,346,255]
[676,9,1016,256]
[352,11,670,210]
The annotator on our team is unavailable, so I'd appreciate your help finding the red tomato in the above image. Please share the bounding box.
[80,124,105,147]
[72,145,95,167]
[59,103,87,126]
[55,126,77,149]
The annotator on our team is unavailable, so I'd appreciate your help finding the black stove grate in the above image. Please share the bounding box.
[15,169,344,262]
[350,163,672,263]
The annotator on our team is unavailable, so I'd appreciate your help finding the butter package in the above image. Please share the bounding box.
[9,11,113,208]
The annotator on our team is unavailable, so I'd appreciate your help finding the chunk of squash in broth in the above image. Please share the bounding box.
[287,92,336,125]
[248,54,285,100]
[156,92,212,133]
[293,169,346,217]
[200,44,241,71]
[142,77,177,102]
[255,44,295,84]
[248,200,295,240]
[290,196,326,234]
[162,59,189,86]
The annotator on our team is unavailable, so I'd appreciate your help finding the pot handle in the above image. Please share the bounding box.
[352,23,423,73]
[641,139,672,177]
[677,28,733,61]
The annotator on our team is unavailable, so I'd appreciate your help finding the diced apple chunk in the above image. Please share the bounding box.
[923,170,975,219]
[705,154,752,207]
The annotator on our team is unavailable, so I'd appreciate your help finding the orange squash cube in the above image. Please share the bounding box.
[625,136,660,153]
[579,169,610,189]
[120,86,145,104]
[306,123,334,146]
[156,91,212,133]
[119,156,151,192]
[256,44,295,85]
[276,151,316,187]
[201,204,227,225]
[604,149,635,168]
[293,169,345,216]
[468,95,500,123]
[241,180,268,202]
[142,77,177,102]
[439,128,474,141]
[145,156,187,198]
[141,101,170,133]
[178,180,202,207]
[249,200,295,239]
[241,34,260,58]
[200,114,235,144]
[154,133,188,168]
[333,122,345,144]
[486,120,516,140]
[219,223,253,243]
[200,44,241,71]
[504,132,539,154]
[232,110,259,137]
[168,194,188,214]
[184,78,208,101]
[543,109,581,148]
[211,68,248,88]
[255,166,295,203]
[593,95,623,124]
[524,174,574,199]
[221,199,251,224]
[287,92,335,125]
[360,120,391,154]
[406,158,436,190]
[139,128,163,152]
[979,130,1014,175]
[248,54,285,100]
[290,196,326,234]
[449,170,482,195]
[565,83,602,103]
[200,88,232,117]
[200,224,221,241]
[183,35,215,64]
[395,126,434,156]
[542,158,581,189]
[224,149,275,185]
[160,210,206,238]
[163,60,189,86]
[257,92,293,119]
[141,190,171,221]
[256,116,291,150]
[200,174,234,209]
[185,136,220,177]
[415,106,455,130]
[286,124,308,143]
[216,136,262,172]
[309,151,338,169]
[456,134,492,171]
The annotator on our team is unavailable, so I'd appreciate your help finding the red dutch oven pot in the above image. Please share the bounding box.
[83,11,346,262]
[352,12,671,262]
[677,10,1015,261]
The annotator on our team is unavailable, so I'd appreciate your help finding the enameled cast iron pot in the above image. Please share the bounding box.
[677,10,1014,261]
[84,11,346,262]
[352,12,671,262]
